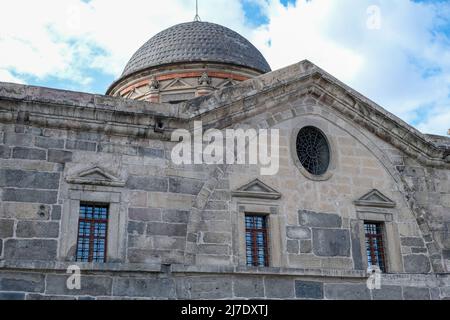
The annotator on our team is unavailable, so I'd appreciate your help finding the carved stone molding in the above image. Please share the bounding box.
[66,167,125,187]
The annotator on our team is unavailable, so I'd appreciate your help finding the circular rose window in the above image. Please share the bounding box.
[296,126,330,176]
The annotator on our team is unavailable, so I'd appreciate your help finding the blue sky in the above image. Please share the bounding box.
[0,0,449,135]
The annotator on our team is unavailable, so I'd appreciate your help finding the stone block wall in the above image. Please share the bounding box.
[1,66,449,300]
[0,267,449,300]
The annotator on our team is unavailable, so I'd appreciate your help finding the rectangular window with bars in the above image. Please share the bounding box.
[76,203,109,263]
[364,222,387,272]
[245,215,269,267]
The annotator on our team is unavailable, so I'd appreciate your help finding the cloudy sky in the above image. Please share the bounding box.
[0,0,449,135]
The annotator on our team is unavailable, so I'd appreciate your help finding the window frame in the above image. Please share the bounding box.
[353,210,403,273]
[245,214,270,267]
[234,201,284,268]
[76,202,109,263]
[290,119,337,182]
[363,221,388,273]
[59,188,126,263]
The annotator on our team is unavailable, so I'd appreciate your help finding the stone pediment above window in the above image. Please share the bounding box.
[231,179,281,200]
[354,189,396,208]
[66,167,125,187]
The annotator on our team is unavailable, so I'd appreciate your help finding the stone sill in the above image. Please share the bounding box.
[0,260,368,279]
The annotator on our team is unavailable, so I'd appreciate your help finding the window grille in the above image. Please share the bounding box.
[76,203,109,263]
[364,222,387,272]
[245,215,269,267]
[296,126,330,176]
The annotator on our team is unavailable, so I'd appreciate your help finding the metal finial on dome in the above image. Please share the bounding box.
[194,0,201,22]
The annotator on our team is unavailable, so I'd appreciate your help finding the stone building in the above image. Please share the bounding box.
[0,20,450,300]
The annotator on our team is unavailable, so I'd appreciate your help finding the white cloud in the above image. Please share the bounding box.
[0,69,25,84]
[251,0,450,135]
[0,0,449,135]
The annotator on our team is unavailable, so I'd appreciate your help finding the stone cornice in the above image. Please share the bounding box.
[0,60,449,168]
[0,260,368,279]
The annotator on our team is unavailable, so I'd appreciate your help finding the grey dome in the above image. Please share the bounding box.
[121,21,271,77]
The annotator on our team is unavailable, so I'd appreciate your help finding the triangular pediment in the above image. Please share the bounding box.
[162,78,192,90]
[354,189,396,208]
[66,167,125,187]
[232,179,281,200]
[218,79,236,88]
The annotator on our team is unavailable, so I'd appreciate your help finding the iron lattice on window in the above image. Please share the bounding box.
[364,222,387,272]
[245,215,269,267]
[76,203,109,263]
[296,126,330,176]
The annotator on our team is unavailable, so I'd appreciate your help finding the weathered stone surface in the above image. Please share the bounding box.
[169,177,203,195]
[403,287,430,300]
[98,143,137,156]
[197,244,229,255]
[147,222,187,237]
[298,210,342,228]
[371,285,403,300]
[401,237,425,247]
[46,275,112,296]
[0,145,10,159]
[202,232,231,244]
[127,235,153,249]
[35,136,64,149]
[204,201,228,210]
[128,208,161,222]
[153,236,185,250]
[0,273,45,293]
[4,239,57,260]
[412,247,428,254]
[0,292,25,300]
[127,221,146,235]
[48,149,72,163]
[16,221,59,238]
[113,278,175,298]
[12,147,46,160]
[0,219,14,238]
[2,189,58,204]
[126,176,168,192]
[287,240,299,254]
[0,169,60,189]
[127,249,162,264]
[202,210,229,221]
[324,284,371,300]
[403,255,431,273]
[162,210,189,223]
[4,133,33,147]
[66,140,97,152]
[312,229,351,257]
[233,277,265,298]
[295,281,323,299]
[51,205,62,220]
[0,203,50,220]
[188,278,232,299]
[300,240,312,254]
[286,226,311,240]
[351,220,364,270]
[138,147,165,158]
[265,278,295,299]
